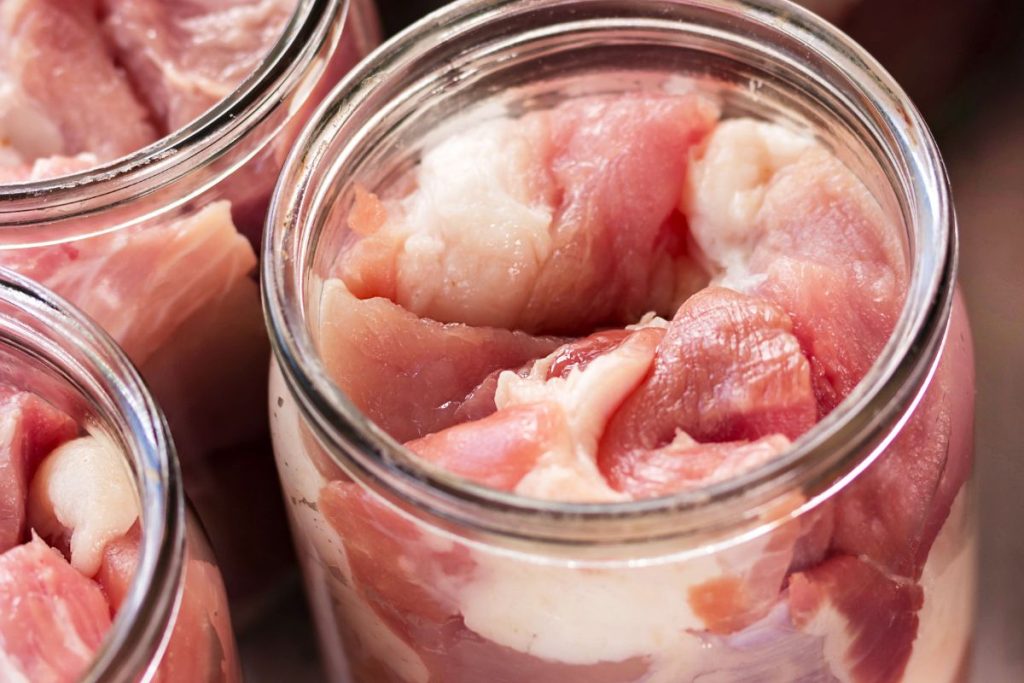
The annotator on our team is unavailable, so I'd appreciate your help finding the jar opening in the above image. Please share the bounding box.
[0,268,185,683]
[265,0,955,549]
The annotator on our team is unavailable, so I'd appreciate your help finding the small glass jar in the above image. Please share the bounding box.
[0,0,380,616]
[0,267,240,682]
[264,1,974,681]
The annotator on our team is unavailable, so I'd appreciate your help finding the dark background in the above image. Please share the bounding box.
[242,2,1024,679]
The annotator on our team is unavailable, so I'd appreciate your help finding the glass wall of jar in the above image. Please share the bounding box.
[0,267,240,682]
[0,0,380,618]
[264,1,974,681]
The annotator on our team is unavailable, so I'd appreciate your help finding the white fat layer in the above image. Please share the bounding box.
[269,363,350,578]
[458,549,718,666]
[27,432,139,577]
[684,119,814,291]
[495,334,660,503]
[390,117,554,326]
[901,491,976,683]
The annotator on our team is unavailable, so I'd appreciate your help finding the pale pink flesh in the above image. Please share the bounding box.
[599,286,817,470]
[0,537,112,683]
[319,279,563,442]
[316,97,973,683]
[0,201,257,366]
[97,524,240,683]
[0,388,78,554]
[101,0,294,133]
[0,0,157,162]
[339,93,716,334]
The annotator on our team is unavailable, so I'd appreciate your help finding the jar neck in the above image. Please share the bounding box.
[265,0,955,557]
[0,268,185,683]
[0,0,349,247]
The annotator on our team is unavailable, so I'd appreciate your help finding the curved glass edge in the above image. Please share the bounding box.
[0,267,186,683]
[263,0,955,552]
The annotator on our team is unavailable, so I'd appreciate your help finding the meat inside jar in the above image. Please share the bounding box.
[270,86,975,683]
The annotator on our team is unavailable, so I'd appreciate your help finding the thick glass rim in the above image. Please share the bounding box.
[0,0,348,236]
[264,0,956,549]
[0,268,185,683]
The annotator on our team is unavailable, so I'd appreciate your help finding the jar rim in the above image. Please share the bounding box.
[0,0,348,235]
[0,268,186,683]
[264,0,956,549]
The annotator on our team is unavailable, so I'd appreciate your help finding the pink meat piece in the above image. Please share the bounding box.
[790,555,923,683]
[0,201,257,366]
[750,148,907,414]
[0,388,78,554]
[830,291,974,579]
[599,286,817,468]
[98,523,240,682]
[0,537,112,683]
[319,278,563,442]
[101,0,294,133]
[0,0,157,163]
[606,434,791,499]
[406,403,567,492]
[340,93,716,334]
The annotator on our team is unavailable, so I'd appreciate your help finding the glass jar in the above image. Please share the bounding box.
[0,267,240,682]
[0,0,380,617]
[264,1,974,681]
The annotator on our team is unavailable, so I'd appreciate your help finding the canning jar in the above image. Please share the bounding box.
[0,0,380,615]
[264,1,974,681]
[0,267,240,682]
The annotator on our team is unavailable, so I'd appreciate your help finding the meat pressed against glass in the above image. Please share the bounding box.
[0,0,377,607]
[284,91,975,682]
[0,386,237,683]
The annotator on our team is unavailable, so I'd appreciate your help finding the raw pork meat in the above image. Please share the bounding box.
[0,0,157,165]
[282,90,972,683]
[101,0,295,133]
[0,537,112,683]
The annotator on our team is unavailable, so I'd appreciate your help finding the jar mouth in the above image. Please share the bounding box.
[0,268,185,683]
[264,0,955,548]
[0,0,348,234]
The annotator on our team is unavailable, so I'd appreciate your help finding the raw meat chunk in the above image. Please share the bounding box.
[830,292,975,579]
[97,524,241,682]
[102,0,294,133]
[0,388,77,553]
[0,201,257,365]
[319,278,562,442]
[28,434,139,576]
[0,0,157,162]
[606,433,791,499]
[684,120,907,413]
[339,93,717,334]
[0,537,112,683]
[600,286,817,468]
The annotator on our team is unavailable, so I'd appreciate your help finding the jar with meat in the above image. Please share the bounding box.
[0,0,381,618]
[264,1,975,681]
[0,267,241,682]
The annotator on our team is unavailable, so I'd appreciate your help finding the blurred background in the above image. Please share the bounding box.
[242,1,1024,680]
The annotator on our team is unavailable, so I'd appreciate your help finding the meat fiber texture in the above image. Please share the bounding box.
[0,384,239,683]
[313,93,973,682]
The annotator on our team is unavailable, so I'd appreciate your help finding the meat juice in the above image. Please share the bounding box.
[0,0,381,614]
[264,1,975,681]
[0,268,239,683]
